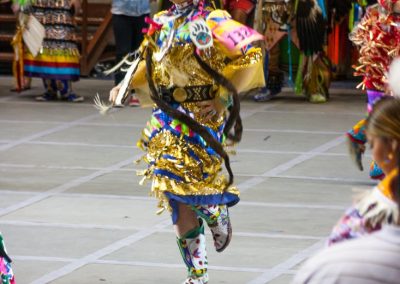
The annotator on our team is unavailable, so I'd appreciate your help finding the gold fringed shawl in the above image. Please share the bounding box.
[11,24,24,92]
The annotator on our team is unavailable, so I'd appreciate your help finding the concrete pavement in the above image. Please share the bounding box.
[0,76,375,283]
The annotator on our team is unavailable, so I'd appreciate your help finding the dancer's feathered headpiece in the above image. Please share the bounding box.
[378,0,399,12]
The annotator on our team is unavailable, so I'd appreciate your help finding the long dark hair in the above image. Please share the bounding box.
[145,49,242,188]
[366,97,400,203]
[193,51,243,143]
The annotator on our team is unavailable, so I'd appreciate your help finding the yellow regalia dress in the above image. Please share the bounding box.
[129,2,265,222]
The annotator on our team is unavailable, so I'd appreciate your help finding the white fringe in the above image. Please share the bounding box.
[94,51,143,115]
[22,15,45,57]
[103,49,140,76]
[354,187,399,228]
[93,94,112,115]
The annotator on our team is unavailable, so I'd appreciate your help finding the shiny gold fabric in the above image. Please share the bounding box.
[137,130,239,214]
[133,43,264,106]
[130,7,264,214]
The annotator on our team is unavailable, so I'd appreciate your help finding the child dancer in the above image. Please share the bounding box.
[12,0,83,102]
[107,0,264,282]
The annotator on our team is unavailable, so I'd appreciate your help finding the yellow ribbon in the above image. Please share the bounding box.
[378,168,399,201]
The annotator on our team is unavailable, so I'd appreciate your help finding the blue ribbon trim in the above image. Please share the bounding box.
[165,191,240,224]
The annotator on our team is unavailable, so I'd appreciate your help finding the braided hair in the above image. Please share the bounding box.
[145,0,244,189]
[145,49,243,188]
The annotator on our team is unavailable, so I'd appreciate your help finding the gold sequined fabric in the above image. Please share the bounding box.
[350,5,400,91]
[133,6,264,214]
[138,130,239,214]
[154,44,225,87]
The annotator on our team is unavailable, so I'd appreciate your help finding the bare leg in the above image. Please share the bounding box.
[174,202,199,237]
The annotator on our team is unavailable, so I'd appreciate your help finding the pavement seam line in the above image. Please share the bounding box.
[246,240,325,284]
[0,188,349,210]
[1,90,359,283]
[24,135,343,283]
[0,140,357,154]
[0,168,376,185]
[0,156,138,217]
[30,219,171,284]
[233,136,345,283]
[0,118,356,134]
[12,255,292,274]
[0,131,348,283]
[240,103,279,119]
[0,112,102,151]
[0,220,324,240]
[238,136,346,193]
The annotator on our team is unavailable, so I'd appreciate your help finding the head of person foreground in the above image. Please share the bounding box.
[293,58,400,284]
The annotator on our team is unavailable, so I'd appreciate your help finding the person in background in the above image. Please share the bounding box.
[252,0,330,103]
[293,163,400,284]
[13,0,83,102]
[111,0,153,107]
[225,0,255,24]
[7,0,32,92]
[327,96,400,245]
[293,187,400,284]
[293,58,400,284]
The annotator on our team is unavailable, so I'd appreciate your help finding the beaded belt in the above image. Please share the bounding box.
[159,85,216,103]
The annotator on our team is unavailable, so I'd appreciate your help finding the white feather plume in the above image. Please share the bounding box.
[93,93,113,115]
[388,57,400,97]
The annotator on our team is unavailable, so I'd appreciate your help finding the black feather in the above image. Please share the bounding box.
[296,0,326,55]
